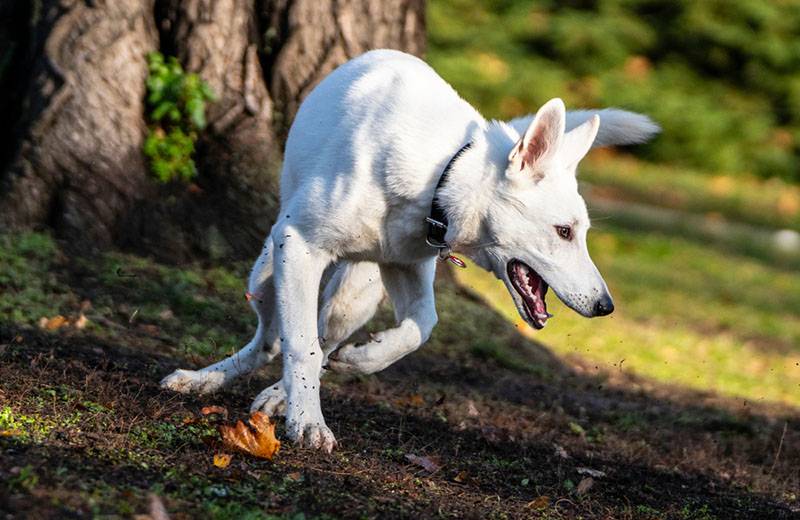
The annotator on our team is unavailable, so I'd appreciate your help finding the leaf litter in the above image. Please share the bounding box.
[218,411,280,460]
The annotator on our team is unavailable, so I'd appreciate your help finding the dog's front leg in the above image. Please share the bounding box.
[251,261,385,416]
[327,259,437,374]
[272,226,336,452]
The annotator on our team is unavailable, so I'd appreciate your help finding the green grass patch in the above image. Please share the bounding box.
[0,233,77,324]
[89,250,253,357]
[455,226,800,407]
[582,155,800,233]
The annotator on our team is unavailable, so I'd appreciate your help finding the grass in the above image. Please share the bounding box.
[0,232,797,518]
[455,224,800,407]
[0,232,253,361]
[0,233,73,324]
[582,153,800,233]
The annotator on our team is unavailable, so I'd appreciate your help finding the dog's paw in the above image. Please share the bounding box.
[326,344,379,375]
[286,420,337,453]
[160,369,224,395]
[250,381,287,416]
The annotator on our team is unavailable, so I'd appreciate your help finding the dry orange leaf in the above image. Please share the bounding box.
[528,496,550,510]
[39,315,68,331]
[213,453,232,468]
[395,394,424,407]
[219,411,280,460]
[74,313,89,330]
[201,405,228,419]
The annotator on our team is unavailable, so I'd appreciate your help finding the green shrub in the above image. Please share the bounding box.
[143,52,215,183]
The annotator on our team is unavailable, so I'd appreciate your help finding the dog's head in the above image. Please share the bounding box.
[474,98,613,329]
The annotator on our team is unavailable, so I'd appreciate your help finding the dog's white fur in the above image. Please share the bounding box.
[161,50,658,451]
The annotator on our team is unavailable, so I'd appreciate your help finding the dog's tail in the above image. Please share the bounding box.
[507,108,660,148]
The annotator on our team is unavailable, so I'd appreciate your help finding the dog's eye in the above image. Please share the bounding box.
[555,225,572,241]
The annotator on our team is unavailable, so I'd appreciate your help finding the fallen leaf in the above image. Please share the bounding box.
[576,467,606,478]
[453,470,469,483]
[0,429,21,437]
[201,405,228,419]
[285,471,303,481]
[213,453,232,468]
[39,315,68,331]
[219,411,280,460]
[74,313,89,330]
[405,453,441,473]
[395,394,425,407]
[576,476,594,495]
[466,400,479,417]
[528,496,550,509]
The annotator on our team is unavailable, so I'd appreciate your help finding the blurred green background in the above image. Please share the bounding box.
[429,0,800,181]
[428,0,800,406]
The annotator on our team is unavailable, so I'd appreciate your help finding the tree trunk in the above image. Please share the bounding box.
[0,1,34,170]
[264,0,426,138]
[0,0,426,262]
[0,0,157,247]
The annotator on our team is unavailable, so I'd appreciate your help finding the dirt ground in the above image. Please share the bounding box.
[0,239,798,519]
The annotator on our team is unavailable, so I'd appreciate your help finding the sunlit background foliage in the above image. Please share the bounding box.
[430,0,800,181]
[428,0,800,406]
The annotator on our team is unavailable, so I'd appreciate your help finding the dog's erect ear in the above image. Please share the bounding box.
[508,98,565,176]
[560,114,600,170]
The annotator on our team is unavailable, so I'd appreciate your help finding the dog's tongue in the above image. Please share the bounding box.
[527,268,548,316]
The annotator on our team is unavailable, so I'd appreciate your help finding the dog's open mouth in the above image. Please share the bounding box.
[507,260,550,329]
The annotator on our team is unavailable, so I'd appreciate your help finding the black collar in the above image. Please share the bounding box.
[426,141,473,252]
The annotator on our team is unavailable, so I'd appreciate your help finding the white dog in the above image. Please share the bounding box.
[161,49,658,452]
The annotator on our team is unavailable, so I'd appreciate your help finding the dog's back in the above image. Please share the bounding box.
[277,49,485,259]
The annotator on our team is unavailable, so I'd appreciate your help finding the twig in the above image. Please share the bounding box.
[768,421,788,475]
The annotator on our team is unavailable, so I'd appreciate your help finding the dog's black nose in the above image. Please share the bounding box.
[593,295,614,317]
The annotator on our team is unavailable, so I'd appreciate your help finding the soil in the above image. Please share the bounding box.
[0,255,798,519]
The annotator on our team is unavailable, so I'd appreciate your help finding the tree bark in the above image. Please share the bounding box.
[0,0,157,247]
[264,0,426,138]
[0,1,34,170]
[0,0,426,262]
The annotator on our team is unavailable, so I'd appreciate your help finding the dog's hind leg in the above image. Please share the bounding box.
[326,258,437,375]
[161,236,281,395]
[251,261,385,415]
